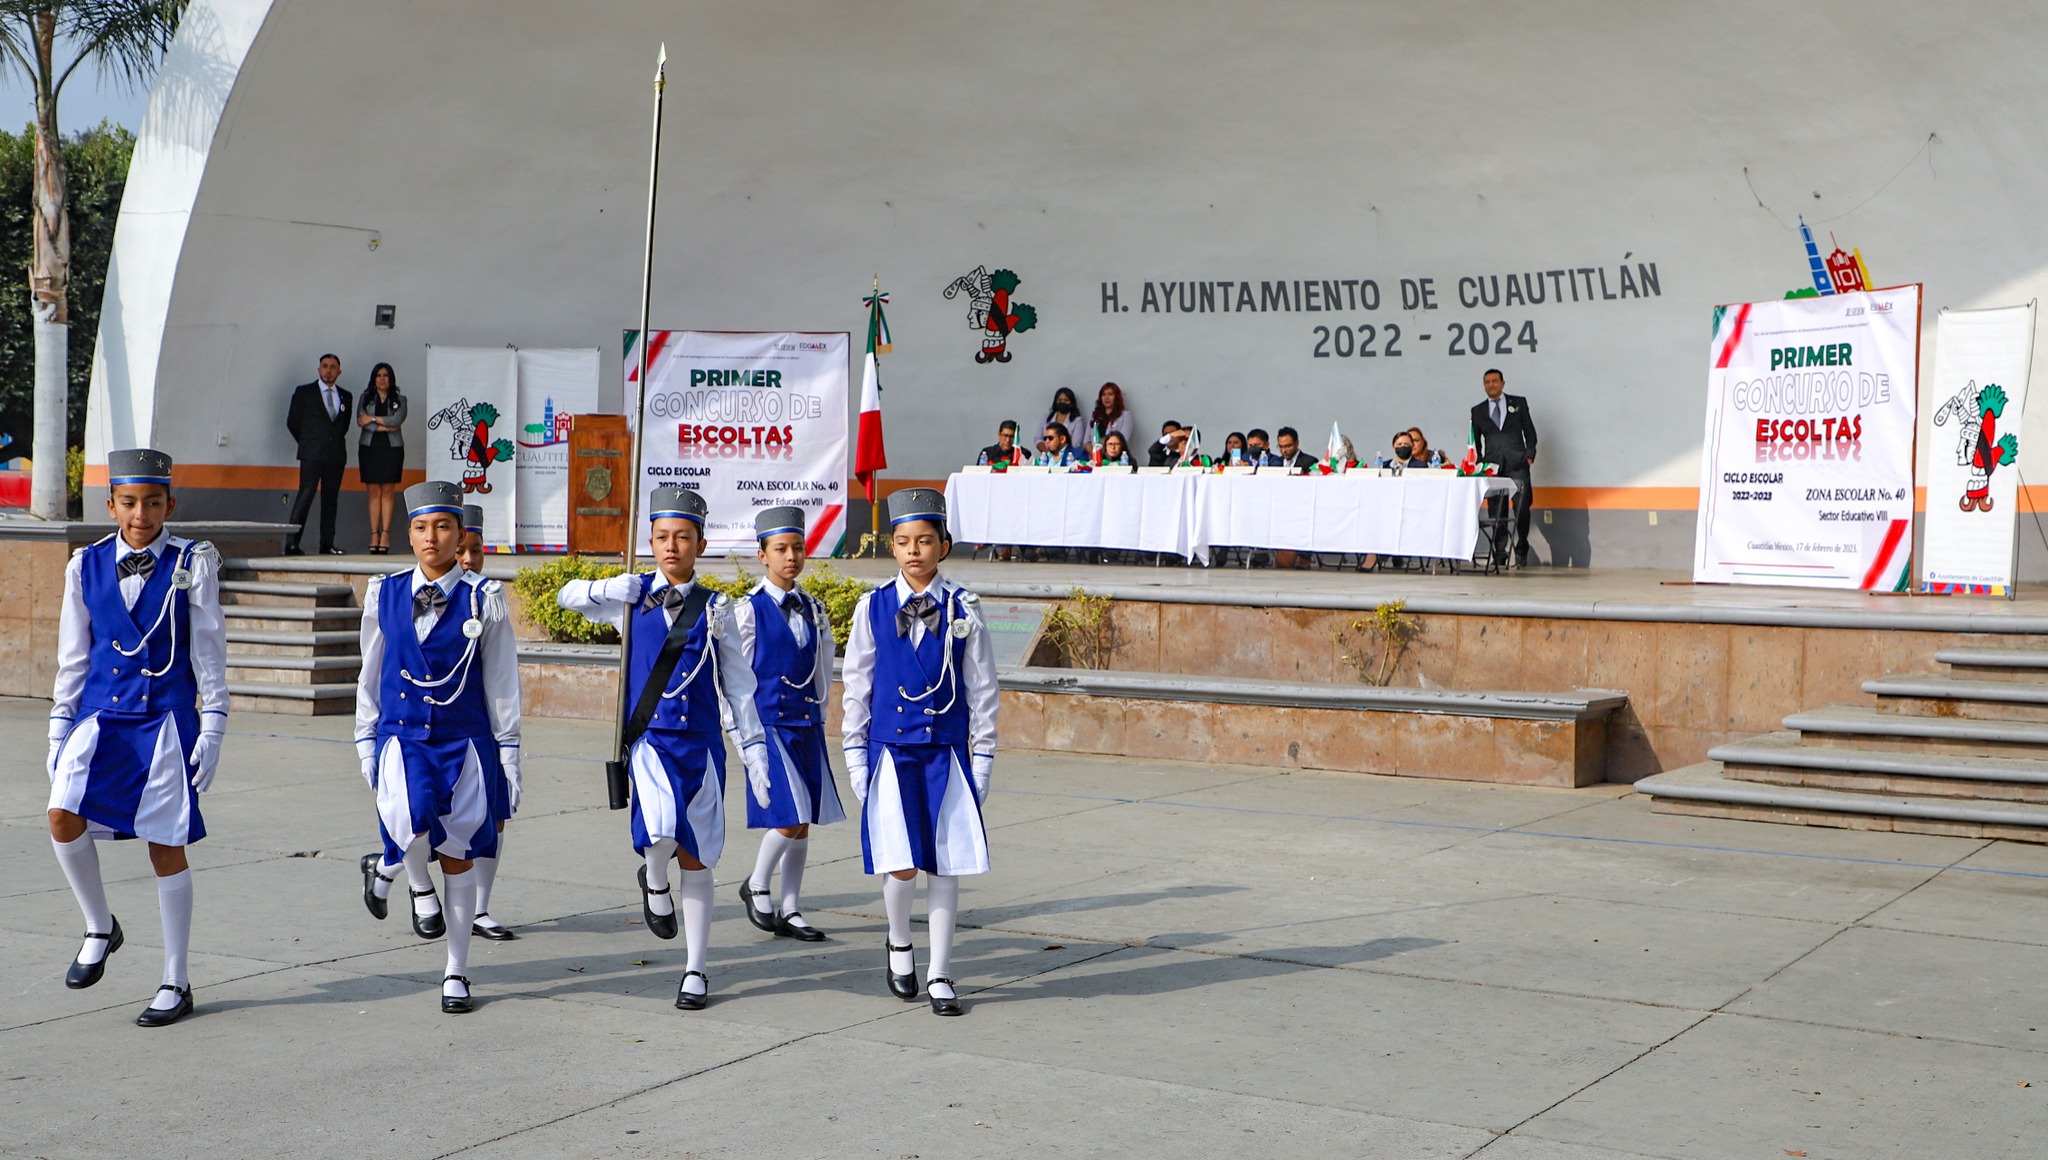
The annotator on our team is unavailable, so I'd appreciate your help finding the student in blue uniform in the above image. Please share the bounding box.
[47,448,228,1027]
[556,485,769,1010]
[354,481,523,1014]
[841,487,999,1017]
[734,506,842,942]
[456,503,517,942]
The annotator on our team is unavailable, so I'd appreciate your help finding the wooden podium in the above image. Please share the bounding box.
[566,414,630,556]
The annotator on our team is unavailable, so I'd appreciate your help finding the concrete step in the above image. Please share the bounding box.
[1784,705,2048,759]
[1635,761,2048,843]
[1935,647,2048,683]
[223,606,361,629]
[1713,730,2048,803]
[1866,675,2048,723]
[227,680,357,716]
[225,655,362,685]
[225,629,361,656]
[218,579,358,607]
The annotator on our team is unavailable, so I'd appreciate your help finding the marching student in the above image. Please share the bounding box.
[841,488,998,1017]
[459,504,517,942]
[355,481,522,1014]
[556,485,770,1010]
[734,507,842,942]
[46,449,227,1027]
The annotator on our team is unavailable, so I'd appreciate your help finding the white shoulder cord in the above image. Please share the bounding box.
[658,590,718,702]
[895,590,965,717]
[111,541,197,679]
[401,579,483,706]
[779,593,827,705]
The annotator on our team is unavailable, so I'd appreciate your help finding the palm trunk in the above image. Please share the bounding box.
[27,11,70,519]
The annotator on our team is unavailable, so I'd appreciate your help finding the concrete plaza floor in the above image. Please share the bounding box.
[2,696,2046,1158]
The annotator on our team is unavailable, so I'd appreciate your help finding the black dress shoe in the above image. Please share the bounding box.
[886,940,918,1001]
[738,881,778,932]
[65,917,123,989]
[410,888,445,940]
[360,854,391,921]
[322,547,347,556]
[674,970,709,1010]
[472,914,518,941]
[774,911,827,942]
[282,545,305,557]
[135,984,193,1027]
[441,975,472,1014]
[638,865,677,940]
[927,977,962,1017]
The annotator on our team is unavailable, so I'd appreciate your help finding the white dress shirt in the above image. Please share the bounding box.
[840,573,999,759]
[556,572,766,748]
[729,578,832,710]
[50,532,229,735]
[354,566,522,761]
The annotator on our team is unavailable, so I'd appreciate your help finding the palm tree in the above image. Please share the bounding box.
[0,1,185,518]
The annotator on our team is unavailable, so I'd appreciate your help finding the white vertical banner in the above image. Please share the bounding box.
[424,346,520,551]
[1919,302,2038,594]
[1693,286,1922,590]
[514,347,601,551]
[624,330,850,557]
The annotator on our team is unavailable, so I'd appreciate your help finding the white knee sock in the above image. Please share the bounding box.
[403,836,440,919]
[644,838,677,917]
[779,838,810,920]
[52,834,113,964]
[155,870,193,1004]
[442,868,476,995]
[678,868,714,989]
[926,874,959,999]
[748,831,790,910]
[372,854,400,901]
[472,832,502,929]
[883,874,916,976]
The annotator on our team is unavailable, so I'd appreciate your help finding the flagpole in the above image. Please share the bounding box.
[867,273,883,557]
[609,43,667,811]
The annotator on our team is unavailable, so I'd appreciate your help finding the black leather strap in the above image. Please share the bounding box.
[621,583,715,753]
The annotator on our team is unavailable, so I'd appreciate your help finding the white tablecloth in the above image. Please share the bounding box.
[944,471,1516,563]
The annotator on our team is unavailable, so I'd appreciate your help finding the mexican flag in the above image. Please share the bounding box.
[1320,421,1347,474]
[855,288,890,501]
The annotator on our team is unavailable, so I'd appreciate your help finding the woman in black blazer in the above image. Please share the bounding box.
[356,362,407,554]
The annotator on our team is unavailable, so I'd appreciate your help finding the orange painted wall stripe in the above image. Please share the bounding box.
[84,463,426,490]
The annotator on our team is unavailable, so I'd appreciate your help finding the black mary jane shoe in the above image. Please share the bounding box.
[774,911,827,942]
[410,888,445,940]
[737,880,778,933]
[674,970,709,1011]
[471,913,519,941]
[886,941,919,1001]
[637,866,678,940]
[360,854,392,921]
[65,917,123,990]
[926,977,962,1017]
[441,975,472,1015]
[135,983,194,1027]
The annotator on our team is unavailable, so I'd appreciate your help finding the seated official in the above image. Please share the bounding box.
[1408,427,1446,468]
[1038,424,1081,467]
[1378,431,1429,469]
[978,420,1025,467]
[1220,431,1247,465]
[1273,427,1318,473]
[1099,431,1134,467]
[1147,421,1187,467]
[1244,428,1282,467]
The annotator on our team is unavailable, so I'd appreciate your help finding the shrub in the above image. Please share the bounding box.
[1333,600,1421,686]
[65,445,82,503]
[1040,587,1115,669]
[511,555,623,644]
[798,562,871,652]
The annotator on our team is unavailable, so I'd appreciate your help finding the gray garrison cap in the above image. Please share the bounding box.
[462,504,485,534]
[887,487,946,529]
[107,448,173,486]
[648,485,707,525]
[754,505,806,540]
[404,480,466,519]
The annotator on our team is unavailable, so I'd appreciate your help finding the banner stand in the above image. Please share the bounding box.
[1915,300,2038,598]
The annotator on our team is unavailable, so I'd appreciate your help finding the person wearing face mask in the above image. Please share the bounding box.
[1380,431,1429,470]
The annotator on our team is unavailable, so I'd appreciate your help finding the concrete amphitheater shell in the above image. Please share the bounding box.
[84,0,2048,565]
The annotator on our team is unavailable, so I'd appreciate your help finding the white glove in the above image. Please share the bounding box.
[189,729,224,793]
[360,757,377,787]
[500,746,522,813]
[47,719,68,780]
[844,746,870,805]
[599,573,644,603]
[743,742,771,809]
[970,753,993,805]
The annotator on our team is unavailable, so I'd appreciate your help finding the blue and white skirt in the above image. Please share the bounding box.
[373,734,498,863]
[860,741,988,877]
[629,731,727,867]
[49,708,205,847]
[748,724,846,830]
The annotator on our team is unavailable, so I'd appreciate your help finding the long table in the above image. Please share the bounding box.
[944,470,1517,564]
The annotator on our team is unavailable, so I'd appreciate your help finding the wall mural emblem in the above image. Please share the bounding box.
[944,265,1038,363]
[427,397,516,494]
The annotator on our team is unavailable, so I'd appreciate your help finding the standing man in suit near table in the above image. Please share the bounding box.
[1470,368,1538,566]
[284,354,353,556]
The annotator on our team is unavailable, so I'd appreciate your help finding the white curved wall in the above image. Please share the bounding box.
[88,0,2048,564]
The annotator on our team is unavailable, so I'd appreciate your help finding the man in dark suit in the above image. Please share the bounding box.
[1147,420,1186,467]
[1470,368,1538,565]
[1273,427,1319,474]
[284,353,352,555]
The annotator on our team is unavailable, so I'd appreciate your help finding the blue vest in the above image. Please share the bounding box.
[626,575,722,737]
[866,583,970,747]
[79,537,197,719]
[749,587,823,727]
[376,571,492,742]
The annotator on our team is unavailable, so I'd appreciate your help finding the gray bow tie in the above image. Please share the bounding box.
[413,584,447,614]
[897,593,941,637]
[118,551,156,580]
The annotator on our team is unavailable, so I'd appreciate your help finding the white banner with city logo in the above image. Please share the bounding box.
[1693,286,1922,590]
[1918,302,2038,595]
[424,346,601,552]
[623,330,850,557]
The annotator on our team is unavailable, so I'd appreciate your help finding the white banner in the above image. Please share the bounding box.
[424,346,520,550]
[624,330,850,556]
[1693,285,1922,590]
[514,347,601,551]
[1919,302,2038,594]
